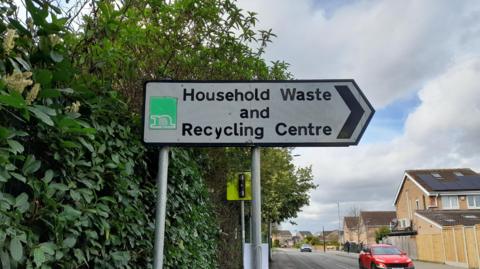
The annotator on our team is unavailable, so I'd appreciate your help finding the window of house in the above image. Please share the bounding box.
[415,199,420,210]
[432,172,443,179]
[467,195,480,209]
[442,196,459,209]
[454,172,463,176]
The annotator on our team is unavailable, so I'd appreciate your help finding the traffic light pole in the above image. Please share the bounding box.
[241,200,245,245]
[153,147,169,269]
[251,147,262,269]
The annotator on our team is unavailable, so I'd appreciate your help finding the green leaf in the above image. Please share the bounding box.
[28,106,54,126]
[22,155,41,175]
[73,249,86,264]
[50,183,68,191]
[49,51,64,63]
[8,58,20,72]
[60,205,82,221]
[111,251,130,266]
[26,0,48,26]
[33,105,56,116]
[0,168,10,182]
[62,237,76,248]
[39,242,55,255]
[8,19,30,36]
[9,237,23,262]
[0,250,10,269]
[7,139,24,154]
[14,193,29,213]
[14,57,31,71]
[60,140,80,148]
[0,92,27,109]
[34,69,53,88]
[98,144,106,154]
[69,190,81,201]
[33,248,45,267]
[42,170,54,183]
[0,127,13,140]
[78,137,94,153]
[38,88,61,98]
[10,172,26,183]
[13,130,28,137]
[58,88,74,94]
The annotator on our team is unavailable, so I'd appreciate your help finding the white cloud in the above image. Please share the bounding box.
[286,56,480,232]
[237,0,480,233]
[238,0,480,108]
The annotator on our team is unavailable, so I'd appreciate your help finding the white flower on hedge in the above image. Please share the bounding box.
[48,34,61,46]
[4,71,33,93]
[26,83,41,105]
[66,101,81,113]
[3,29,18,54]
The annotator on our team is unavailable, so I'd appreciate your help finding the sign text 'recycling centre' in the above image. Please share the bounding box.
[143,81,374,146]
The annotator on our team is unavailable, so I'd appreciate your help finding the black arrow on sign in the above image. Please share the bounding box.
[335,85,365,139]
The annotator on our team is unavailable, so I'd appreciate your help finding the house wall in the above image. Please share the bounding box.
[343,222,359,243]
[396,177,428,222]
[415,214,442,235]
[366,227,378,244]
[357,217,386,244]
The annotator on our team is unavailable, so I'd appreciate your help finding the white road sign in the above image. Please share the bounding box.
[143,80,374,146]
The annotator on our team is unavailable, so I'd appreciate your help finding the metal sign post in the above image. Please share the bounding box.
[153,147,169,269]
[251,147,261,269]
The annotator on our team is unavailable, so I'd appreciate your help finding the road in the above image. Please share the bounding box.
[270,249,357,269]
[270,249,465,269]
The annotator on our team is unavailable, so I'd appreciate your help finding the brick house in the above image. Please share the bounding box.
[297,231,313,241]
[343,212,395,244]
[359,211,396,244]
[343,216,360,243]
[391,168,480,268]
[393,168,480,235]
[272,230,293,247]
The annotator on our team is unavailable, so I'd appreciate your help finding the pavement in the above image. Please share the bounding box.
[270,248,465,269]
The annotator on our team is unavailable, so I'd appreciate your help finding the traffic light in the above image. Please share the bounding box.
[239,173,246,198]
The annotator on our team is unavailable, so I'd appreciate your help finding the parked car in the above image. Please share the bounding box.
[359,244,414,269]
[300,244,312,252]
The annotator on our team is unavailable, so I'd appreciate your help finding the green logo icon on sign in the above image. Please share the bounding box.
[149,97,177,129]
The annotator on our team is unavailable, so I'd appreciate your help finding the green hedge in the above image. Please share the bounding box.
[0,1,218,268]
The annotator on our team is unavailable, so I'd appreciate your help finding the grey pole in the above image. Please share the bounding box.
[241,201,245,245]
[153,147,169,269]
[251,147,261,269]
[241,200,245,268]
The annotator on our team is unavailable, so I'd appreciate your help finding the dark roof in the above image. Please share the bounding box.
[416,210,480,226]
[298,231,313,237]
[274,230,292,237]
[360,211,396,226]
[344,216,359,229]
[406,168,480,192]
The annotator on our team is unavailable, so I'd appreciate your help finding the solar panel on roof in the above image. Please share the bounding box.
[418,174,480,191]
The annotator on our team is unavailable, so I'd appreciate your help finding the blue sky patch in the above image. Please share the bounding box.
[361,93,421,144]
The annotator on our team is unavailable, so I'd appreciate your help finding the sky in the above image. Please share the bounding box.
[237,0,480,234]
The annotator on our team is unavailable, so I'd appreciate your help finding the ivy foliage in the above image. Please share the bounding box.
[0,1,218,268]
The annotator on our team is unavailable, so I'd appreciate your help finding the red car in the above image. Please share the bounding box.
[358,244,415,269]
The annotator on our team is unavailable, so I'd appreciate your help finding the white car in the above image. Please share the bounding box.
[300,244,313,252]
